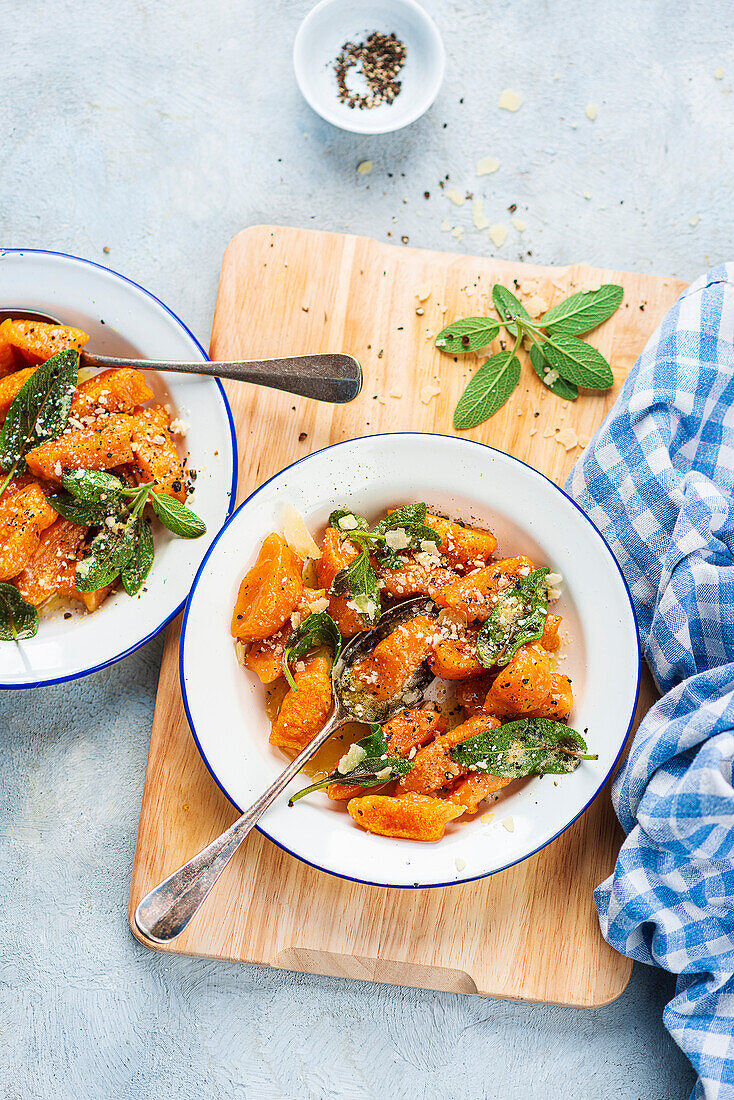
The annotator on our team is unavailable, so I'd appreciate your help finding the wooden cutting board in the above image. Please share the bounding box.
[129,225,684,1005]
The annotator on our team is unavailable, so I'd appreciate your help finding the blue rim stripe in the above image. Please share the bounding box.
[0,247,238,690]
[179,431,641,890]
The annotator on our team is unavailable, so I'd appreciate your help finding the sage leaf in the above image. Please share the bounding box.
[542,284,623,335]
[61,468,125,504]
[450,717,596,778]
[0,349,78,481]
[0,583,39,641]
[330,549,381,626]
[289,724,413,804]
[542,334,614,390]
[121,515,155,596]
[149,493,206,538]
[529,344,578,400]
[47,492,120,527]
[328,508,369,533]
[282,611,342,691]
[453,350,521,430]
[435,317,501,354]
[492,285,533,335]
[74,515,137,592]
[476,568,550,668]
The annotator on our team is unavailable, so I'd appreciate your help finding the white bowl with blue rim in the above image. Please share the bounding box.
[0,249,237,689]
[294,0,445,134]
[180,433,639,889]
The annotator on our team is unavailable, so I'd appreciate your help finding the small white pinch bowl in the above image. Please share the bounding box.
[0,249,237,689]
[180,433,640,889]
[293,0,445,134]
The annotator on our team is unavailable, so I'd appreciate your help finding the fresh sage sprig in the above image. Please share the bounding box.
[63,468,206,596]
[476,567,550,668]
[288,724,414,805]
[0,583,39,641]
[435,283,623,429]
[0,349,78,497]
[329,504,440,625]
[450,717,598,778]
[282,611,342,691]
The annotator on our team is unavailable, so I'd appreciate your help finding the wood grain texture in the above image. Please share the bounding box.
[129,225,685,1006]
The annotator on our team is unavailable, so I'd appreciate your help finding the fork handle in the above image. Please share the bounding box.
[81,351,363,404]
[133,713,345,944]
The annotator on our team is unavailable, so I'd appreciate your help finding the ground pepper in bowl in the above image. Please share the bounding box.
[334,31,407,110]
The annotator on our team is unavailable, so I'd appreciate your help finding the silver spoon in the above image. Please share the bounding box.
[134,596,438,944]
[0,309,362,404]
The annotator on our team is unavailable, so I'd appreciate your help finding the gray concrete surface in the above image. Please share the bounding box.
[3,0,730,1095]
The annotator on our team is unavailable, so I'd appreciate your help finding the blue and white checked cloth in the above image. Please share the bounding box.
[567,265,734,1099]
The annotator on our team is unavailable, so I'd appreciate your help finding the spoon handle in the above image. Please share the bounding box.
[133,712,345,943]
[81,351,362,404]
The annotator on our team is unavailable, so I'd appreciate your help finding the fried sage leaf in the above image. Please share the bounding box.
[282,611,342,691]
[330,549,381,626]
[288,724,413,804]
[435,316,501,354]
[149,492,206,538]
[74,514,138,592]
[0,583,39,641]
[61,468,126,505]
[121,515,155,596]
[450,717,596,778]
[476,567,550,668]
[0,349,78,489]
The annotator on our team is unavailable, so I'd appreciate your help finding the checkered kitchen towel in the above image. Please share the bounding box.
[567,265,734,1099]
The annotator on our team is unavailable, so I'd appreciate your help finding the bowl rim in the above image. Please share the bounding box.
[0,247,238,690]
[292,0,446,135]
[179,431,641,889]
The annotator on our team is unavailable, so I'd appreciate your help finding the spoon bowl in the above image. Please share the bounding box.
[0,307,363,404]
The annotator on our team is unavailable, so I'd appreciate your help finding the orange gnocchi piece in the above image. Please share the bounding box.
[0,318,89,364]
[25,415,134,483]
[540,613,562,652]
[72,368,154,417]
[430,555,536,622]
[231,533,303,643]
[428,628,484,679]
[455,673,494,717]
[0,483,57,581]
[350,613,436,700]
[0,367,37,422]
[425,513,497,569]
[347,791,464,840]
[446,772,512,814]
[269,653,333,753]
[12,517,87,605]
[129,404,186,501]
[484,644,552,717]
[527,674,574,720]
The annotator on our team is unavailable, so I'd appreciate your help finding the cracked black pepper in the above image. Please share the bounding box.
[334,31,407,110]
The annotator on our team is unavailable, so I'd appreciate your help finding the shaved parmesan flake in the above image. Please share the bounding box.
[455,857,467,871]
[446,188,466,206]
[283,504,322,560]
[337,743,367,775]
[501,817,515,832]
[585,103,597,120]
[498,89,523,111]
[357,160,373,175]
[512,218,526,232]
[489,223,508,248]
[472,196,489,230]
[476,156,500,176]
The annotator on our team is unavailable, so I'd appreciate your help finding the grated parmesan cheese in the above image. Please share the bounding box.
[337,743,367,775]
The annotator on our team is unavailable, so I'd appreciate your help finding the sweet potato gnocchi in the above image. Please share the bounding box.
[233,502,591,842]
[0,318,203,641]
